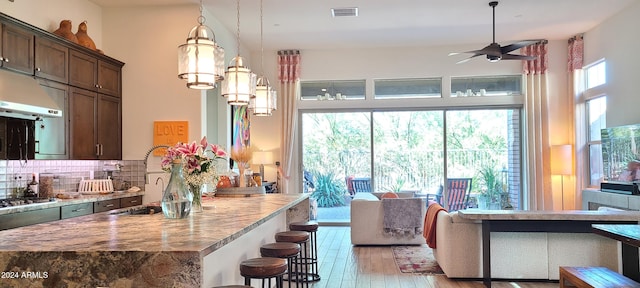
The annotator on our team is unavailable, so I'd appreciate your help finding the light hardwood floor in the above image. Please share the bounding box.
[308,226,557,288]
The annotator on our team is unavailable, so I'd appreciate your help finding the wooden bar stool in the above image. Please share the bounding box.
[261,242,301,288]
[239,257,287,288]
[289,221,320,282]
[275,231,310,288]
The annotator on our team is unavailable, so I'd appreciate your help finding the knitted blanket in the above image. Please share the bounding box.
[382,198,423,237]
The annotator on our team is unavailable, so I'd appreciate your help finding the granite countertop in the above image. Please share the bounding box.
[0,190,146,215]
[458,209,640,221]
[0,193,308,256]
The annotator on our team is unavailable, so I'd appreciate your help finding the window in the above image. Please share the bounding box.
[586,97,606,186]
[301,108,522,223]
[373,78,442,99]
[584,60,607,187]
[300,80,366,100]
[586,61,606,89]
[451,75,522,97]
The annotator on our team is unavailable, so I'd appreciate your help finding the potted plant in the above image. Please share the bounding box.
[310,171,346,207]
[477,166,503,210]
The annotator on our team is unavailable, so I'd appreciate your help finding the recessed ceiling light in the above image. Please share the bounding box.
[331,7,358,17]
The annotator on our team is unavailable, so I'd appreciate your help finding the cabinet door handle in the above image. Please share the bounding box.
[72,208,86,212]
[0,57,3,61]
[35,67,41,72]
[105,204,115,208]
[100,144,104,156]
[130,200,138,204]
[96,144,100,156]
[3,58,9,63]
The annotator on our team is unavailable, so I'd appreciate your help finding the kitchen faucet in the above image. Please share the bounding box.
[143,145,170,184]
[155,177,165,192]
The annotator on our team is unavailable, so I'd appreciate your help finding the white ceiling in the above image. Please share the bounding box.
[90,0,637,51]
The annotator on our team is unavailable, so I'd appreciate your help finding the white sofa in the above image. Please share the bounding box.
[351,192,426,245]
[433,210,619,280]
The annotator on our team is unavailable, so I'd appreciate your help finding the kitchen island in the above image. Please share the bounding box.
[0,193,309,287]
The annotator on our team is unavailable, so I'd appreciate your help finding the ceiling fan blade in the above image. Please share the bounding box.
[500,40,545,54]
[456,54,484,64]
[500,54,537,61]
[449,49,487,56]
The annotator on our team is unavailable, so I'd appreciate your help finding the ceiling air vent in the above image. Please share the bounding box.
[331,7,358,17]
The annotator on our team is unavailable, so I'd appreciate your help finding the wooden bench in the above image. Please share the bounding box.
[560,266,640,288]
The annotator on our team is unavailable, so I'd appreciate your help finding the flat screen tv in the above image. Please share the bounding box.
[601,123,640,183]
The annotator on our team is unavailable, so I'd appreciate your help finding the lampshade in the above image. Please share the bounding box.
[221,56,257,105]
[252,151,273,165]
[551,145,572,175]
[221,0,256,105]
[250,76,277,116]
[177,2,224,90]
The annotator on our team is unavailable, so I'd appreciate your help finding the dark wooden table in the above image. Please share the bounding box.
[592,224,640,282]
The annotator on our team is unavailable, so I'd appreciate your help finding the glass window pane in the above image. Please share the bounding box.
[372,111,444,194]
[374,78,442,99]
[589,144,603,186]
[446,109,521,210]
[588,96,607,141]
[300,80,366,100]
[302,112,371,179]
[451,75,522,97]
[586,61,606,89]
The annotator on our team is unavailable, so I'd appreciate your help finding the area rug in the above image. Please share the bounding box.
[391,245,444,275]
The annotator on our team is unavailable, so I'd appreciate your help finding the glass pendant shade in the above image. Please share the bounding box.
[221,56,257,105]
[177,24,225,90]
[251,76,277,116]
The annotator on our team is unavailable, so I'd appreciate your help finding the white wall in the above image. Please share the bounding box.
[0,0,103,49]
[250,42,570,196]
[583,0,640,127]
[101,5,250,164]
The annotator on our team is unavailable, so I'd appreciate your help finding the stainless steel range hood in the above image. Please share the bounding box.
[0,69,62,120]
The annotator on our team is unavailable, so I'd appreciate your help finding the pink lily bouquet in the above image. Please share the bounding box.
[161,136,228,188]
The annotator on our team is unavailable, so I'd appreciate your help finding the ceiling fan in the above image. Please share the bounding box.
[449,1,544,64]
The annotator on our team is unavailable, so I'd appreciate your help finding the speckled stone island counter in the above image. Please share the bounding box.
[0,193,310,288]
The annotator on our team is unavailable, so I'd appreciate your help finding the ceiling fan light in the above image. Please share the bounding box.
[487,55,501,62]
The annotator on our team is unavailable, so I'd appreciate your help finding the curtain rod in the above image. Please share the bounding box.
[278,50,300,55]
[568,34,584,42]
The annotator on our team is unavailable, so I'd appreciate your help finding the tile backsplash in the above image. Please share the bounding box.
[0,160,145,199]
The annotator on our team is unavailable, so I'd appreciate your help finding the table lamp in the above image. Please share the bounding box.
[252,151,273,182]
[551,144,572,210]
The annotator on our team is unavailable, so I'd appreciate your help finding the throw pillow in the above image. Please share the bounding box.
[381,192,399,199]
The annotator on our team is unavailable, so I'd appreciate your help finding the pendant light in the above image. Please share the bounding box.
[250,0,277,116]
[177,0,225,90]
[221,0,257,105]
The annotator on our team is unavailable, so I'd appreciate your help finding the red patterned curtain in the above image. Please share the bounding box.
[566,34,583,209]
[521,41,552,210]
[567,35,584,71]
[278,50,301,84]
[277,50,301,194]
[522,42,548,75]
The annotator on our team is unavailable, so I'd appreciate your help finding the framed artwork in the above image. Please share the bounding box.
[231,105,250,168]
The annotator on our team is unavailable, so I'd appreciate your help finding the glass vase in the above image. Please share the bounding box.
[189,184,203,213]
[161,159,193,219]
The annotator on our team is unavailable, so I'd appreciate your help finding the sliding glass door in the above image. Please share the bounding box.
[302,108,522,223]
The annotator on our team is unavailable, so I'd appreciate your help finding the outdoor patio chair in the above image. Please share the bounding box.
[351,177,372,193]
[427,178,472,212]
